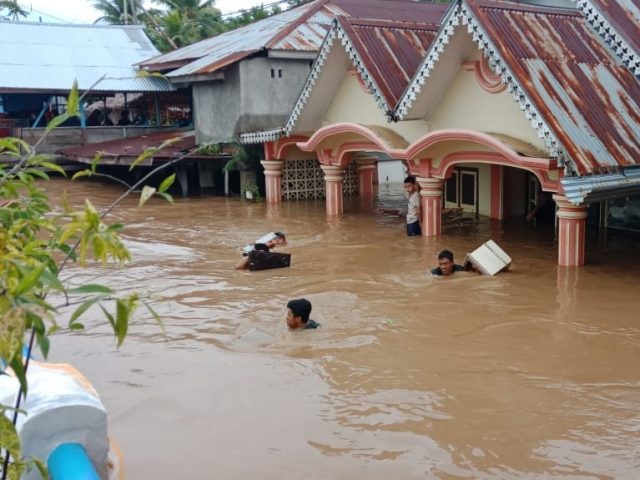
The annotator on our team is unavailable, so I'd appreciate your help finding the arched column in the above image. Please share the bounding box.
[321,165,345,216]
[355,157,377,198]
[554,194,588,267]
[261,160,284,204]
[418,177,443,236]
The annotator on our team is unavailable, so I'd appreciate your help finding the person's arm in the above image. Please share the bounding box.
[235,256,250,270]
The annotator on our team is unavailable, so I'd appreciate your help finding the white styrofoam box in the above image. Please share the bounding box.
[465,240,512,276]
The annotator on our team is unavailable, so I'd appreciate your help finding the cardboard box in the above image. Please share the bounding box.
[464,240,511,276]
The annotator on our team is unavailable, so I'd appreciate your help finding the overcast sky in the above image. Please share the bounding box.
[19,0,273,23]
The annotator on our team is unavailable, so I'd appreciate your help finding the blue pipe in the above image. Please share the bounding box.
[47,443,99,480]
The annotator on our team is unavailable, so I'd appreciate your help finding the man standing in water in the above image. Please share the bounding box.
[431,250,465,276]
[377,176,422,236]
[286,299,320,329]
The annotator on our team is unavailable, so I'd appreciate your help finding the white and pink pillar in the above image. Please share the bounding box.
[260,160,284,204]
[321,164,345,216]
[554,194,588,267]
[418,177,443,236]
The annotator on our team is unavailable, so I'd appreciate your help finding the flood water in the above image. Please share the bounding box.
[44,179,640,479]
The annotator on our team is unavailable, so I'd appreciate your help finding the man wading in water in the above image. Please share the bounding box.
[376,176,422,236]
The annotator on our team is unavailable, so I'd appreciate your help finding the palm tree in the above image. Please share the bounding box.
[92,0,144,24]
[0,0,28,21]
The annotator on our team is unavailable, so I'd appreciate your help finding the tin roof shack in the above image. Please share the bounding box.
[137,0,448,145]
[0,21,175,154]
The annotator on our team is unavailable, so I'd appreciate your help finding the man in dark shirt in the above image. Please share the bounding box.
[286,298,320,329]
[431,250,465,276]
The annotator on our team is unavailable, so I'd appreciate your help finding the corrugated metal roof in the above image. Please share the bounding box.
[139,0,448,78]
[578,0,640,75]
[58,130,229,164]
[562,166,640,203]
[0,21,172,93]
[338,17,438,109]
[464,0,640,175]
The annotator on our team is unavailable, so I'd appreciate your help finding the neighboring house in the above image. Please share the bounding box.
[242,0,640,267]
[137,0,448,145]
[0,21,173,137]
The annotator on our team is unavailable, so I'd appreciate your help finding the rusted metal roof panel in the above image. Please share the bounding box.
[579,0,640,74]
[339,18,438,109]
[467,0,640,175]
[140,1,338,74]
[58,130,229,164]
[332,0,448,23]
[0,21,172,93]
[141,0,449,77]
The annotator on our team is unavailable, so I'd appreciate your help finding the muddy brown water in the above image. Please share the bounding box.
[42,179,640,479]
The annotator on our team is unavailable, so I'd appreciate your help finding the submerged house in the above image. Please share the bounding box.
[242,0,640,267]
[137,0,448,145]
[0,21,175,151]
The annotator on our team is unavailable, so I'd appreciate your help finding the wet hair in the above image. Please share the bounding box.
[274,231,286,240]
[287,298,312,323]
[404,176,416,184]
[438,250,454,262]
[254,243,270,252]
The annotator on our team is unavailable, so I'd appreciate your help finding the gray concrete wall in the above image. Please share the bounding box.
[193,64,241,145]
[237,57,312,135]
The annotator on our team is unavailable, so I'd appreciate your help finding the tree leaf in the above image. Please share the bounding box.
[32,458,49,480]
[158,173,175,193]
[156,192,174,204]
[38,162,66,176]
[44,113,71,134]
[139,185,156,207]
[69,297,101,324]
[9,355,27,398]
[14,264,45,297]
[90,152,103,173]
[68,284,113,295]
[0,414,22,464]
[99,305,116,333]
[115,300,129,347]
[129,148,156,170]
[66,80,80,116]
[143,300,165,333]
[69,322,85,331]
[71,169,93,181]
[36,331,50,359]
[39,269,64,292]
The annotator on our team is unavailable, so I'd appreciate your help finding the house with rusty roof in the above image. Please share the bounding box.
[242,0,640,267]
[0,21,173,136]
[137,0,448,145]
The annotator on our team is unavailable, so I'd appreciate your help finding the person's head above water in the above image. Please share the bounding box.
[437,250,456,276]
[286,298,312,329]
[403,176,418,195]
[267,231,287,248]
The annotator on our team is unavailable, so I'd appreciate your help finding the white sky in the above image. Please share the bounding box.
[19,0,272,24]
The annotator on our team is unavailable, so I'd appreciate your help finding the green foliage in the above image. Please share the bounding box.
[0,82,172,479]
[244,184,263,203]
[0,0,28,21]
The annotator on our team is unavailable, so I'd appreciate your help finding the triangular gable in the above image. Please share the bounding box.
[285,17,438,136]
[396,0,640,176]
[578,0,640,77]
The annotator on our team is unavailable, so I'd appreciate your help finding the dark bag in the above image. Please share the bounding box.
[248,251,291,271]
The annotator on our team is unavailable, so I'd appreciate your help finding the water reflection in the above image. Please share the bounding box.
[42,178,640,479]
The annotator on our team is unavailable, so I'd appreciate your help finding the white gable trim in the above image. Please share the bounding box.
[578,0,640,77]
[284,20,390,136]
[240,128,283,144]
[396,3,577,174]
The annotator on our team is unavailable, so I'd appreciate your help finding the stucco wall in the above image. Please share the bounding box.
[194,57,312,144]
[428,68,545,151]
[193,64,241,144]
[238,57,312,135]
